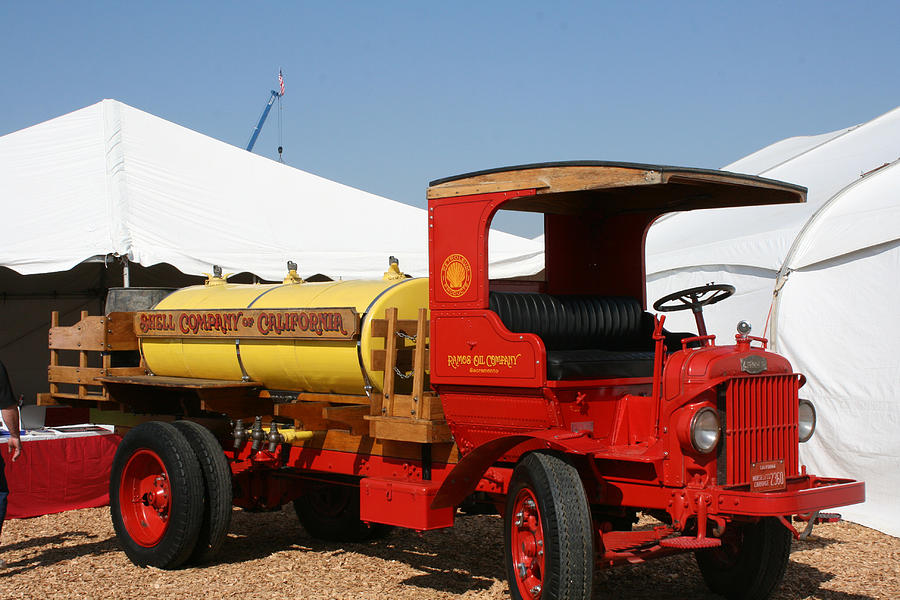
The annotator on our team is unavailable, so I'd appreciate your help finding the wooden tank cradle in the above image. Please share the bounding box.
[40,306,453,451]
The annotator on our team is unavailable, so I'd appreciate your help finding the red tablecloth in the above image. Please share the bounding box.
[1,432,121,519]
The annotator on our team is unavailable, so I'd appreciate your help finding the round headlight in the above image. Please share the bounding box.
[798,399,816,442]
[690,407,721,453]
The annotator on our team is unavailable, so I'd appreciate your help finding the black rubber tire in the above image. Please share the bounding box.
[172,420,233,564]
[504,452,594,600]
[293,480,392,542]
[109,421,204,569]
[695,517,792,600]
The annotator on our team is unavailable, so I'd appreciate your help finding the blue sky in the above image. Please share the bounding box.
[1,1,898,236]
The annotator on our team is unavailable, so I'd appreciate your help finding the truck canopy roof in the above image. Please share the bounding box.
[428,161,806,213]
[427,162,806,307]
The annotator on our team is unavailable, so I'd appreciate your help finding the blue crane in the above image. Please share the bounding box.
[246,71,285,154]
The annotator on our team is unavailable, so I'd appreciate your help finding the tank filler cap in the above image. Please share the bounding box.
[736,320,752,337]
[204,264,231,286]
[283,260,304,284]
[383,255,406,281]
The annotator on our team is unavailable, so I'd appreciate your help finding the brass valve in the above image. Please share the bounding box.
[283,260,304,284]
[204,264,232,286]
[383,256,406,281]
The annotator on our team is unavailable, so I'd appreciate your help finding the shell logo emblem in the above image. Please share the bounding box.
[440,253,472,298]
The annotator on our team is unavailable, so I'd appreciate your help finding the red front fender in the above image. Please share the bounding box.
[431,429,602,509]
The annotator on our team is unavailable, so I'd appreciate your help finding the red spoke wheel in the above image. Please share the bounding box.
[509,488,546,597]
[504,453,593,600]
[110,421,204,569]
[695,517,792,600]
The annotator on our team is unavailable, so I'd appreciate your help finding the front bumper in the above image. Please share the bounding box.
[714,476,865,516]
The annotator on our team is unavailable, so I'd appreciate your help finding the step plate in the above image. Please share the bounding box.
[659,536,722,549]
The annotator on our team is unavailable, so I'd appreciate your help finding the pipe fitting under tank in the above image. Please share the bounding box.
[250,416,267,451]
[232,419,248,450]
[267,421,284,452]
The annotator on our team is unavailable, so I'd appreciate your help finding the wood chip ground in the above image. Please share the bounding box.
[1,507,897,599]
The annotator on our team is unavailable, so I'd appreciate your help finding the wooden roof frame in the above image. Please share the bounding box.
[427,161,807,213]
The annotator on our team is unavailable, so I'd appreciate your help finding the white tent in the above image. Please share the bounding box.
[0,100,544,401]
[0,99,543,280]
[646,106,900,536]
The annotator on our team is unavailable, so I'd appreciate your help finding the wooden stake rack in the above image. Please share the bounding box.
[37,310,146,407]
[273,396,371,437]
[363,307,451,443]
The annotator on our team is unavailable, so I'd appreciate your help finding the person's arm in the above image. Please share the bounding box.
[1,406,21,461]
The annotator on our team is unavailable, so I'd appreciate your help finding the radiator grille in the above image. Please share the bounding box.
[724,375,800,486]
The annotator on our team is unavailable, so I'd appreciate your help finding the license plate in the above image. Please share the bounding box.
[750,459,786,492]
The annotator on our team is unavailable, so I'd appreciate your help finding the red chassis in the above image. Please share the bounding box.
[225,348,863,565]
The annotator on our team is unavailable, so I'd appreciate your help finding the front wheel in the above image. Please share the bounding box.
[109,421,204,569]
[695,517,792,600]
[504,452,594,600]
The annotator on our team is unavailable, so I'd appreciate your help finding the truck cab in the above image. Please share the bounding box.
[426,162,864,600]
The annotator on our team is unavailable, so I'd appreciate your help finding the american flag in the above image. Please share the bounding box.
[278,70,285,96]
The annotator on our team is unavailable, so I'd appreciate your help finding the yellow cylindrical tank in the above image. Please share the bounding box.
[141,278,428,395]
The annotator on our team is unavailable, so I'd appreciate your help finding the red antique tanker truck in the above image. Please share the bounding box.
[95,162,863,600]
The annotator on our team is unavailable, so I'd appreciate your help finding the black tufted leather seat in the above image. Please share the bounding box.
[489,292,657,380]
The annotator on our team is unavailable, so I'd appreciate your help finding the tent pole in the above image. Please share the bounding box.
[123,258,130,288]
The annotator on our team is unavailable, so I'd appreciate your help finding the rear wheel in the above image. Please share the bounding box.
[293,479,392,542]
[695,517,792,600]
[110,421,204,569]
[504,452,593,600]
[172,420,233,564]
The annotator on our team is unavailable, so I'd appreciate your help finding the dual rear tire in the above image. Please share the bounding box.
[293,477,392,542]
[171,420,232,563]
[110,421,232,569]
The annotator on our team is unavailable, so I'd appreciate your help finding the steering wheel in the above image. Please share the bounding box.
[653,283,735,313]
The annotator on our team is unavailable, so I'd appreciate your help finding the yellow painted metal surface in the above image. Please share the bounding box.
[141,278,428,394]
